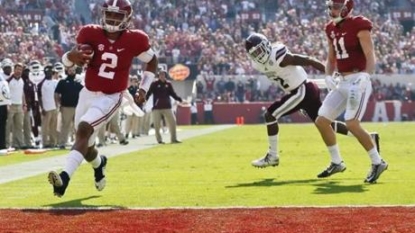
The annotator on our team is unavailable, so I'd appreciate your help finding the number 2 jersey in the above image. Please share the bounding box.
[251,43,307,93]
[76,24,151,94]
[325,16,372,73]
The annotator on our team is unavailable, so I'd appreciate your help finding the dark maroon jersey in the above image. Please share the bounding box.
[325,16,372,73]
[76,24,150,94]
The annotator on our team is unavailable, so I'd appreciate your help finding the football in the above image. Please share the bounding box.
[77,44,94,55]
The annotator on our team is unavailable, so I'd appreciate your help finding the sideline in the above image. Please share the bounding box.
[0,125,235,185]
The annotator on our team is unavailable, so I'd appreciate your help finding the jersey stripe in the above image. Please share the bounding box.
[275,47,287,61]
[90,93,123,128]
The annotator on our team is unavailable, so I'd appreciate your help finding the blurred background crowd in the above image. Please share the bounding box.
[1,0,414,74]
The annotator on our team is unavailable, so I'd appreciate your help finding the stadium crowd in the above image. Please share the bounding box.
[0,0,414,75]
[0,0,414,151]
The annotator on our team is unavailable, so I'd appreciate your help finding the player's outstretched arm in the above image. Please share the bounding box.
[279,53,325,73]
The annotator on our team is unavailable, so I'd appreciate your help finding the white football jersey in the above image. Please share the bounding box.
[252,43,307,92]
[29,72,45,84]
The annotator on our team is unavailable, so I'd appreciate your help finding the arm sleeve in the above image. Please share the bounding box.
[76,26,91,44]
[133,30,152,59]
[273,44,288,66]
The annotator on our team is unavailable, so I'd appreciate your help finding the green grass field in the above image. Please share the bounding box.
[0,122,414,208]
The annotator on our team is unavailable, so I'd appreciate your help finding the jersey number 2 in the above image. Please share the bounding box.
[98,52,118,79]
[332,37,349,59]
[273,76,289,89]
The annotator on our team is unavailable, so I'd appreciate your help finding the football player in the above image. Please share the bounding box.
[48,0,158,197]
[27,60,43,146]
[53,62,65,79]
[28,60,44,84]
[0,59,12,151]
[245,33,380,172]
[315,0,387,183]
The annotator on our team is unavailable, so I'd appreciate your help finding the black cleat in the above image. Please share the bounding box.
[94,155,107,191]
[317,161,347,178]
[48,171,70,197]
[119,140,129,145]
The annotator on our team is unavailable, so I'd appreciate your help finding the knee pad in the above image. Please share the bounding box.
[264,112,278,126]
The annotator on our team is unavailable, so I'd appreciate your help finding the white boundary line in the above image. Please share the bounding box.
[0,125,235,185]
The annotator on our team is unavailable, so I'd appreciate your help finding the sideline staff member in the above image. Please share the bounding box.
[146,67,186,144]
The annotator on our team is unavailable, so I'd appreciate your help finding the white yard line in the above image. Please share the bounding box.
[0,125,235,185]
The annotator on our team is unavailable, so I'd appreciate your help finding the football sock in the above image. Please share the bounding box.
[368,147,382,164]
[64,150,84,178]
[328,144,343,164]
[268,135,278,157]
[90,155,102,169]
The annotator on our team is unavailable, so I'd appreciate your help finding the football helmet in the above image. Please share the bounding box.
[101,0,133,33]
[1,58,13,69]
[29,60,42,74]
[53,62,64,73]
[245,33,272,64]
[326,0,354,23]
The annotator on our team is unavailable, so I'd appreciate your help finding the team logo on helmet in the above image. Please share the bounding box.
[245,33,272,64]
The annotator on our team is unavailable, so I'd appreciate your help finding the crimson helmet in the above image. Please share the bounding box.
[245,33,272,64]
[326,0,354,23]
[101,0,133,32]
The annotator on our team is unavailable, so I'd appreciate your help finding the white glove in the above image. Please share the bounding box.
[325,72,340,91]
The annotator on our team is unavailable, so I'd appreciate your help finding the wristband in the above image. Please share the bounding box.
[62,52,74,67]
[139,71,156,93]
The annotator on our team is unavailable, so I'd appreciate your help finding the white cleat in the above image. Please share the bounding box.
[251,153,279,168]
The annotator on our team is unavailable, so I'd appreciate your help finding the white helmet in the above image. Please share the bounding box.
[29,60,42,74]
[245,33,272,64]
[1,58,13,69]
[53,62,65,73]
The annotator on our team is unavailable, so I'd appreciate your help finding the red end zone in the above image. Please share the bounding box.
[1,207,414,233]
